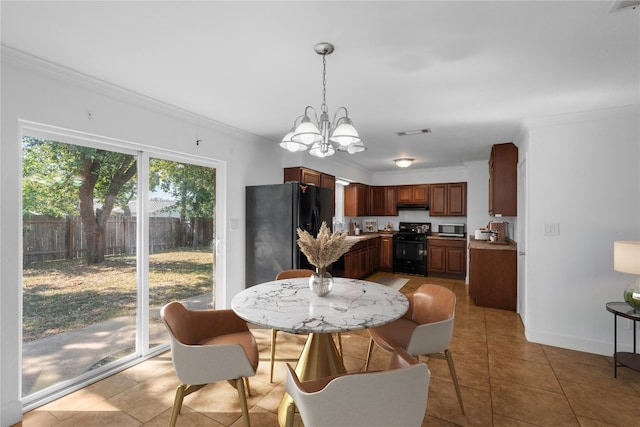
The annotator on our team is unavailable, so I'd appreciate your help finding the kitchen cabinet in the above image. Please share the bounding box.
[397,184,429,204]
[369,186,385,216]
[379,235,393,271]
[427,238,466,279]
[489,142,518,217]
[344,183,369,217]
[429,182,467,216]
[383,186,397,216]
[343,237,379,279]
[284,167,335,190]
[468,239,517,311]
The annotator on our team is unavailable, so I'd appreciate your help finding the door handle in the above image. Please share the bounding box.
[518,251,526,256]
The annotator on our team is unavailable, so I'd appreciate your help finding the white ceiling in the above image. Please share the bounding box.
[2,1,639,172]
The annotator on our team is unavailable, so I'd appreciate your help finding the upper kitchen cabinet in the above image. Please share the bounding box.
[283,167,335,190]
[369,186,385,216]
[383,186,397,216]
[430,182,467,216]
[489,142,518,216]
[397,184,429,205]
[344,183,369,217]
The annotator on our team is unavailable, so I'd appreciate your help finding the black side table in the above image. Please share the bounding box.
[606,302,640,377]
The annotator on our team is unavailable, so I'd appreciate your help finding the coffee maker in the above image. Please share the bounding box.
[488,221,508,243]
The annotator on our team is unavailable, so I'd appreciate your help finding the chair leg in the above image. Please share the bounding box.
[364,337,375,371]
[444,349,465,415]
[236,377,252,427]
[270,328,278,382]
[335,333,343,360]
[169,384,206,427]
[244,377,252,397]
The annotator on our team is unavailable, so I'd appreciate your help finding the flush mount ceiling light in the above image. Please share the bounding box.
[280,42,365,157]
[394,158,415,168]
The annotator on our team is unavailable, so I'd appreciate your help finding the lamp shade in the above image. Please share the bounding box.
[614,241,640,274]
[309,142,336,158]
[280,131,308,152]
[330,122,361,146]
[291,121,323,145]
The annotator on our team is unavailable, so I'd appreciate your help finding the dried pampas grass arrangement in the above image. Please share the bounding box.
[297,221,355,270]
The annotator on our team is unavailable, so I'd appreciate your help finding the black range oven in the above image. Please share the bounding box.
[393,222,431,276]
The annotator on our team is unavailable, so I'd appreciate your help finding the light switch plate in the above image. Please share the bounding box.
[544,223,560,235]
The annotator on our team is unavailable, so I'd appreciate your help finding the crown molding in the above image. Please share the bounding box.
[1,45,270,142]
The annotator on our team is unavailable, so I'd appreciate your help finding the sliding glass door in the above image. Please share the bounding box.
[21,130,217,406]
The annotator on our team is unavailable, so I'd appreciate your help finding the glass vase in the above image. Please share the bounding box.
[309,267,333,297]
[624,278,640,311]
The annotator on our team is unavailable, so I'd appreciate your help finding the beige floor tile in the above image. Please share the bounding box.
[491,378,579,426]
[487,334,549,364]
[552,358,638,394]
[426,376,491,427]
[489,355,562,393]
[55,411,142,427]
[561,380,640,426]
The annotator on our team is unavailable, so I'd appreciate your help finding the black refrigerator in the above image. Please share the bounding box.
[246,182,334,287]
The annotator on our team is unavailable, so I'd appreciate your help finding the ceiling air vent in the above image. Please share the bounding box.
[609,0,640,12]
[396,129,431,136]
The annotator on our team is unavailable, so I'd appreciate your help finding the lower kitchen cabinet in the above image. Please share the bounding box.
[468,240,517,311]
[379,235,393,271]
[427,238,466,279]
[343,237,380,279]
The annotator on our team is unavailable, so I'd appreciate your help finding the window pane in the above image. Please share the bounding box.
[148,159,216,349]
[22,137,138,397]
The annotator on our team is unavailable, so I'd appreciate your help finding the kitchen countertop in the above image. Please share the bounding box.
[427,234,466,241]
[468,236,517,250]
[344,232,393,242]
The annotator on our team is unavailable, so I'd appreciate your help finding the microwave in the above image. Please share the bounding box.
[438,223,466,237]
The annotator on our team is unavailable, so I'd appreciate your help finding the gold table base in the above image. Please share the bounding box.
[277,332,346,427]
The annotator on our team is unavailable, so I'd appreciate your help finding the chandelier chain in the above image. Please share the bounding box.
[321,53,328,113]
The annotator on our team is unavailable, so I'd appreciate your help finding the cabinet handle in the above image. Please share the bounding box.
[518,251,526,256]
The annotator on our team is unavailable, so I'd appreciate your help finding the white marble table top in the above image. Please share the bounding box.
[231,277,409,334]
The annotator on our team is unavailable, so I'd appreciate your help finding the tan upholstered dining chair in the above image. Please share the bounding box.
[285,347,430,427]
[161,302,259,427]
[364,283,465,414]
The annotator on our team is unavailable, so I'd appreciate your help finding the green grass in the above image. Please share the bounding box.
[22,248,214,341]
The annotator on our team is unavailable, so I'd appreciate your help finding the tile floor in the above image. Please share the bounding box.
[17,274,640,426]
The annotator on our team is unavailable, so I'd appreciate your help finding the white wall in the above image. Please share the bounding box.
[523,105,640,355]
[0,49,283,425]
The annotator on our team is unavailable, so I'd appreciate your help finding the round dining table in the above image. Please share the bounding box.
[231,276,409,427]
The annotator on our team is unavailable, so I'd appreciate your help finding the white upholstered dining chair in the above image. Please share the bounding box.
[161,301,259,427]
[285,347,430,427]
[364,283,465,414]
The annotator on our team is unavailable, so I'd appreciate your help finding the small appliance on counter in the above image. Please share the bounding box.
[474,229,493,241]
[488,221,509,244]
[363,219,378,233]
[437,223,466,237]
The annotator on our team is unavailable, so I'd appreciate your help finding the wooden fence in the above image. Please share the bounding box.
[22,215,211,264]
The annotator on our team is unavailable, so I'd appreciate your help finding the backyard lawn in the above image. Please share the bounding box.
[22,248,214,341]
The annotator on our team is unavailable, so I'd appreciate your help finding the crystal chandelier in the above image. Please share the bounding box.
[280,42,365,157]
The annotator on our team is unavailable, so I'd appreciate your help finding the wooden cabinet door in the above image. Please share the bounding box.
[413,184,429,204]
[356,184,369,216]
[446,247,466,275]
[489,142,518,216]
[383,186,397,216]
[369,186,385,216]
[300,169,321,186]
[397,185,413,203]
[379,236,393,270]
[447,182,467,216]
[428,246,446,273]
[320,173,335,189]
[429,184,447,216]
